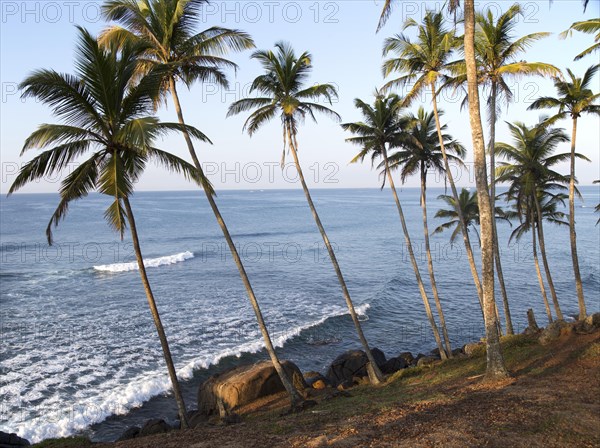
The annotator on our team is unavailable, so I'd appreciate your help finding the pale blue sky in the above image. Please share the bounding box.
[1,0,599,193]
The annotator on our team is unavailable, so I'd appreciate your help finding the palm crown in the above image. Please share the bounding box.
[381,11,460,105]
[227,41,340,161]
[342,93,407,166]
[386,107,466,184]
[495,121,586,214]
[8,27,208,243]
[528,64,600,121]
[100,0,255,102]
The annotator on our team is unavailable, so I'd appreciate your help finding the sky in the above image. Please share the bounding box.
[1,0,599,194]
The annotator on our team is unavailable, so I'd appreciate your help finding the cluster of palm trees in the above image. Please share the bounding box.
[7,0,598,427]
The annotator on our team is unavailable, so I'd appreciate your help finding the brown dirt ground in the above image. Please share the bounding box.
[84,329,600,448]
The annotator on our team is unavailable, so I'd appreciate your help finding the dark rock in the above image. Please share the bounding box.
[303,371,331,388]
[198,360,307,416]
[412,353,426,366]
[222,413,242,425]
[371,348,387,366]
[398,352,414,365]
[539,320,572,345]
[451,347,465,357]
[326,348,386,386]
[381,356,408,374]
[0,431,30,447]
[116,426,140,441]
[417,356,438,367]
[574,313,600,334]
[139,419,171,437]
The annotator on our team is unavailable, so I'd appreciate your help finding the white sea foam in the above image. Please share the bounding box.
[3,303,370,443]
[93,251,194,273]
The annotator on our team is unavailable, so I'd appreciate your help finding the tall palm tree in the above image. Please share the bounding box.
[7,28,209,428]
[528,65,599,320]
[496,121,588,321]
[505,193,569,323]
[450,4,559,335]
[560,17,600,60]
[228,43,385,383]
[381,11,487,314]
[386,106,466,355]
[433,188,510,245]
[341,94,448,360]
[100,0,305,406]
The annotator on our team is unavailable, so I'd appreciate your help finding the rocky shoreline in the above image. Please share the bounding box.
[4,312,599,447]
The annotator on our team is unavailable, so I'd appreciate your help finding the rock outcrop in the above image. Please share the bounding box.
[198,360,306,416]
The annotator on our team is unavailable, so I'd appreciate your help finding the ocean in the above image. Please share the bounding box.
[1,187,598,443]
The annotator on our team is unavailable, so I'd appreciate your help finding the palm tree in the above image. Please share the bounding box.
[434,188,510,332]
[7,28,209,428]
[560,17,600,60]
[228,43,385,383]
[341,94,449,360]
[385,106,466,355]
[381,11,487,314]
[505,192,569,323]
[433,188,510,244]
[100,0,305,407]
[496,120,588,321]
[528,65,599,320]
[450,4,559,335]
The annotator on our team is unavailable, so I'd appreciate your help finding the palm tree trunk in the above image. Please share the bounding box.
[489,83,514,335]
[122,197,189,428]
[430,83,484,313]
[383,149,447,359]
[534,197,563,320]
[285,122,385,382]
[464,0,508,380]
[168,79,304,408]
[569,117,586,319]
[532,217,553,323]
[420,166,452,357]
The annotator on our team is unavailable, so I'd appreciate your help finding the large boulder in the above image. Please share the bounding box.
[0,432,30,447]
[539,320,572,345]
[198,360,306,416]
[326,349,386,386]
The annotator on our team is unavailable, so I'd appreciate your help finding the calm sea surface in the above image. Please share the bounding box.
[1,187,598,442]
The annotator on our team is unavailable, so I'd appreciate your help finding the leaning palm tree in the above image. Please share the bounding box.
[7,28,210,428]
[381,11,487,314]
[560,17,600,61]
[341,93,448,360]
[101,0,305,407]
[448,4,559,335]
[496,120,588,321]
[528,64,599,320]
[505,193,569,323]
[228,42,384,383]
[377,0,509,380]
[385,106,467,354]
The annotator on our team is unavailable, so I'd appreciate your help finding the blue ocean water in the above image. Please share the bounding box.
[1,187,598,442]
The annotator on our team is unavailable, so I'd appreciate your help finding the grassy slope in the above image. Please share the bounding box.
[37,329,600,448]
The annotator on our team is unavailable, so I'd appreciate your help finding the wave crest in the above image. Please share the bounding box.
[93,251,194,273]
